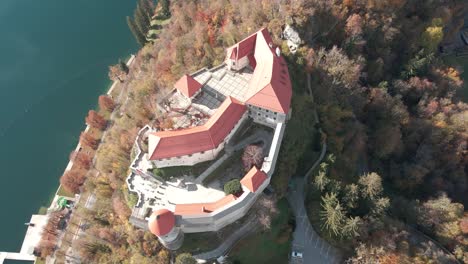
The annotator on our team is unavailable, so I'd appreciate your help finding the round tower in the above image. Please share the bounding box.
[148,209,184,250]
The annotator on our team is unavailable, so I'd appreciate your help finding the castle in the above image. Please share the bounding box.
[126,28,292,250]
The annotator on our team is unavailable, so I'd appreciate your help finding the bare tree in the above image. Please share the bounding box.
[242,144,264,171]
[255,195,278,230]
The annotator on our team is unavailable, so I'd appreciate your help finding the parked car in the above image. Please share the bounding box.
[291,251,303,258]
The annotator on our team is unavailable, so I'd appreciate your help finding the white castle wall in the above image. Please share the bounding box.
[175,122,286,233]
[248,105,286,128]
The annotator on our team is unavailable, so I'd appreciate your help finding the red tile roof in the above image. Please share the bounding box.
[226,28,292,114]
[149,97,246,160]
[148,209,175,236]
[174,74,203,98]
[240,166,268,193]
[174,195,237,215]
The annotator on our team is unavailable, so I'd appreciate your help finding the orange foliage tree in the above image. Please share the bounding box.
[98,95,116,112]
[80,132,99,150]
[60,169,87,194]
[85,110,107,130]
[70,151,92,170]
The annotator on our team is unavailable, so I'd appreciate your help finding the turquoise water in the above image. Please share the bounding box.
[0,0,137,252]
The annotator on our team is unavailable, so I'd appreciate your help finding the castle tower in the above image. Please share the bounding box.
[148,209,184,250]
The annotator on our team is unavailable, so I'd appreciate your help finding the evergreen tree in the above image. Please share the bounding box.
[160,0,170,18]
[344,183,359,209]
[118,59,129,74]
[139,0,154,19]
[371,197,390,217]
[126,16,146,46]
[314,170,330,191]
[320,192,346,236]
[343,216,361,238]
[358,172,383,200]
[134,3,151,36]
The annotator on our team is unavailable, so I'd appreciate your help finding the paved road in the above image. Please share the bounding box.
[288,177,341,264]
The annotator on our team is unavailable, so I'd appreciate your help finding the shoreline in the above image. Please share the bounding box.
[49,54,135,203]
[0,54,136,264]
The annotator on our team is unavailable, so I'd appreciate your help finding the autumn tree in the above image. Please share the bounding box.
[108,61,129,83]
[242,144,264,171]
[80,131,99,150]
[98,95,116,112]
[36,240,56,258]
[345,14,364,39]
[421,18,444,52]
[60,169,87,194]
[85,110,107,130]
[112,194,131,220]
[417,193,464,245]
[70,151,92,170]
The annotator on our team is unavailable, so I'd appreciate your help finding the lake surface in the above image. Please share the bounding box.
[0,0,137,253]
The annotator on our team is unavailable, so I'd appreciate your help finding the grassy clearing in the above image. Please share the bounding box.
[230,199,292,264]
[151,159,214,179]
[56,185,75,198]
[35,258,46,264]
[178,232,222,254]
[202,150,242,185]
[148,18,171,37]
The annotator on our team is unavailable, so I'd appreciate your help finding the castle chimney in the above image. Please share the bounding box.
[275,47,281,57]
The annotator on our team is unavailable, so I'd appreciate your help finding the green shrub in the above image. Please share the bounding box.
[175,253,196,264]
[224,179,242,195]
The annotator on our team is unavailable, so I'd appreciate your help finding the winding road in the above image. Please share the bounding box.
[286,73,341,264]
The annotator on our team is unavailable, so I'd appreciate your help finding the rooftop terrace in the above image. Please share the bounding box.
[193,65,254,102]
